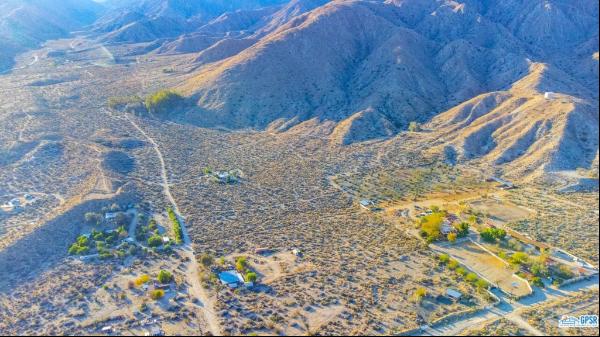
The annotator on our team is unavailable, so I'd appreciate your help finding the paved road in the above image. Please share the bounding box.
[418,275,599,336]
[125,115,222,336]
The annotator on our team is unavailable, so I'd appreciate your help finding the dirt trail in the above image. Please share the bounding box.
[125,115,222,336]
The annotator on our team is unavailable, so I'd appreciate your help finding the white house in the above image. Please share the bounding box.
[105,212,118,220]
[359,199,374,209]
[544,92,558,100]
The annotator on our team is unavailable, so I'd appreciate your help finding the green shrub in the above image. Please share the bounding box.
[465,273,478,283]
[200,254,214,268]
[145,90,183,114]
[412,287,427,303]
[448,259,459,270]
[157,270,173,284]
[236,257,248,272]
[167,208,184,244]
[108,95,141,110]
[150,289,165,300]
[68,235,92,255]
[408,121,421,132]
[510,252,530,266]
[438,254,450,264]
[245,272,257,283]
[475,279,489,289]
[456,267,468,276]
[480,227,506,243]
[456,222,470,238]
[531,276,544,287]
[147,235,163,248]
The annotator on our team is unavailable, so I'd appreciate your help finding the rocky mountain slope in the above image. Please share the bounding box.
[171,0,597,177]
[427,62,598,178]
[2,0,597,179]
[92,0,290,44]
[180,1,596,127]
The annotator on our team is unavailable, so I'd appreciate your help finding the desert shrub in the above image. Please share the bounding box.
[199,253,214,268]
[456,222,470,238]
[475,279,489,289]
[108,95,141,111]
[84,212,102,225]
[236,257,248,272]
[245,272,257,283]
[554,265,575,280]
[157,270,173,284]
[408,121,421,132]
[412,287,427,303]
[145,90,183,114]
[150,289,165,300]
[135,274,150,287]
[456,267,468,276]
[438,254,450,264]
[531,263,548,277]
[510,252,529,266]
[465,273,479,283]
[448,259,459,270]
[447,232,457,243]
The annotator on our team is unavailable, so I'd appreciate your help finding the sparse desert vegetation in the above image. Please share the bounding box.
[0,0,598,336]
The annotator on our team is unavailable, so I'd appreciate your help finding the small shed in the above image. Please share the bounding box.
[446,288,462,300]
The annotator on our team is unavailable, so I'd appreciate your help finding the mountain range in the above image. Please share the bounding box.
[1,0,598,177]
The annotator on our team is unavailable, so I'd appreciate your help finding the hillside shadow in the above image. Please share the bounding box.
[0,192,137,294]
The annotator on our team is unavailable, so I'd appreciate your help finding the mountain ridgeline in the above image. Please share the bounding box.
[1,0,598,177]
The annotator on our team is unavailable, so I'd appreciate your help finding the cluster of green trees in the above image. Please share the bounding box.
[144,90,183,114]
[167,207,184,244]
[137,217,157,241]
[147,234,164,248]
[438,254,489,290]
[68,235,91,255]
[107,95,142,111]
[419,211,445,243]
[480,227,507,243]
[500,249,574,287]
[235,256,258,283]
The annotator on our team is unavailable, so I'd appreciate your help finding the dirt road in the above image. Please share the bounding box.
[125,115,222,336]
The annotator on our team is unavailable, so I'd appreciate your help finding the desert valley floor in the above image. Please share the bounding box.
[0,36,598,336]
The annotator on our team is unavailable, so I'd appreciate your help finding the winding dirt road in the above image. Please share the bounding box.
[125,115,222,336]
